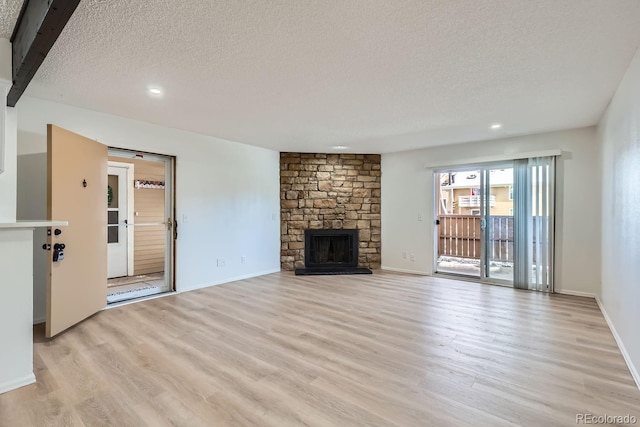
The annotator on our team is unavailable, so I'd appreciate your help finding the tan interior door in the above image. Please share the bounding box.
[46,124,108,337]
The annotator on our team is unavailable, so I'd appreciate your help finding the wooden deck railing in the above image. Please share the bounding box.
[438,215,514,262]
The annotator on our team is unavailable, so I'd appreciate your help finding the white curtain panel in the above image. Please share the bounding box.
[513,156,555,292]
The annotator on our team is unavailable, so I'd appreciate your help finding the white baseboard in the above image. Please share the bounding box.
[555,289,597,298]
[549,290,639,390]
[0,373,35,395]
[595,296,640,391]
[178,268,281,293]
[380,266,429,276]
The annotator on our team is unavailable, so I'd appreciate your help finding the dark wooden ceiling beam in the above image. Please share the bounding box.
[7,0,81,107]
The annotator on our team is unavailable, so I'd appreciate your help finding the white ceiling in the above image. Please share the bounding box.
[2,0,640,154]
[0,0,21,39]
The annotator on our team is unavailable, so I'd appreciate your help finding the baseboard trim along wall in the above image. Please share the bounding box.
[179,269,282,293]
[0,373,35,395]
[556,290,639,390]
[595,296,640,391]
[380,266,428,275]
[555,289,598,298]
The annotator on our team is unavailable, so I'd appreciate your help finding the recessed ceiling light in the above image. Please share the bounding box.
[148,86,163,96]
[332,145,348,150]
[490,123,502,130]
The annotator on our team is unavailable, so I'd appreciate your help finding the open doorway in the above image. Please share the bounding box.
[106,149,175,304]
[17,125,179,336]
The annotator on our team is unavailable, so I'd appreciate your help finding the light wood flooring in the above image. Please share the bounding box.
[1,271,639,426]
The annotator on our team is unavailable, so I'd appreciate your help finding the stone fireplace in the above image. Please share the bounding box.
[280,153,381,271]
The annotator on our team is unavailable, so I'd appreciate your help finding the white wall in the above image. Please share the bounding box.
[17,153,48,323]
[0,228,35,393]
[381,127,601,295]
[0,38,36,394]
[0,39,16,223]
[17,96,281,294]
[598,46,640,385]
[0,107,16,222]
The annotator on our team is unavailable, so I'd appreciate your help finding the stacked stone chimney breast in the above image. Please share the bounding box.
[280,153,381,270]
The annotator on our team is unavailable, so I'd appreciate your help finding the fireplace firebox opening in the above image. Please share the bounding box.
[295,229,373,275]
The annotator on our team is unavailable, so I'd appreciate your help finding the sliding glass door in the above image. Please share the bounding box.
[435,165,513,284]
[483,165,515,283]
[435,157,555,291]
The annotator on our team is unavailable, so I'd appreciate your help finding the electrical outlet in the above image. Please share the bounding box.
[182,214,188,223]
[217,258,226,267]
[418,213,423,221]
[402,251,408,259]
[410,254,416,262]
[241,256,246,264]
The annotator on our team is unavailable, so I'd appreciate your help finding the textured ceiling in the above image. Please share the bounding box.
[2,0,640,153]
[0,0,21,39]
